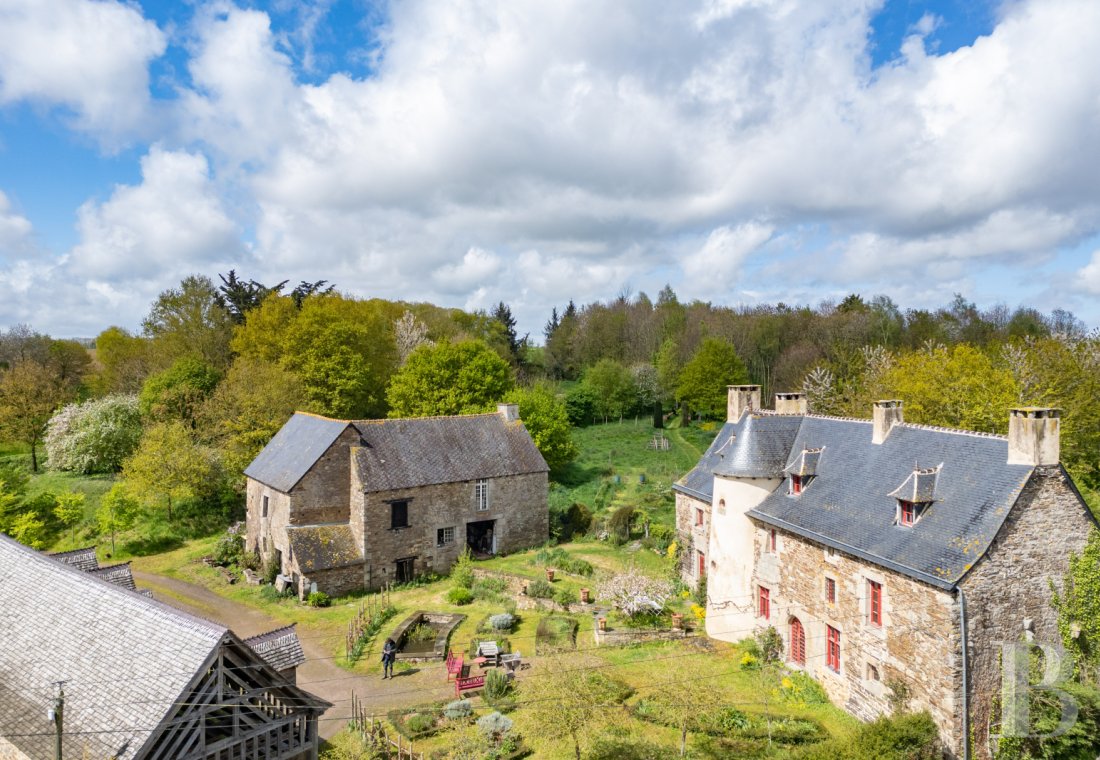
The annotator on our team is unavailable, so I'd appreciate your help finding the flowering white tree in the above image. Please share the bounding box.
[44,395,142,474]
[597,569,673,617]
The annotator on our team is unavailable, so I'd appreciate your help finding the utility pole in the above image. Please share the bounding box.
[48,681,65,760]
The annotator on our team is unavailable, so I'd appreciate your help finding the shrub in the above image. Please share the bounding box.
[263,559,279,585]
[443,699,473,720]
[489,613,516,631]
[447,586,473,605]
[212,532,244,566]
[535,616,579,653]
[554,587,578,609]
[588,737,668,759]
[739,651,759,670]
[451,547,475,589]
[403,712,436,736]
[307,591,331,607]
[477,711,513,738]
[755,626,783,663]
[484,668,512,701]
[792,711,940,759]
[527,579,554,599]
[607,505,635,544]
[779,672,829,706]
[44,395,143,474]
[561,502,593,541]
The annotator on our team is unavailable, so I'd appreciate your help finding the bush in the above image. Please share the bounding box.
[527,579,555,599]
[263,559,279,585]
[403,712,436,736]
[477,711,513,738]
[530,546,594,576]
[44,395,143,474]
[451,547,475,589]
[779,672,829,706]
[554,587,578,609]
[489,613,516,631]
[535,616,578,653]
[557,502,593,541]
[588,737,669,760]
[447,586,473,605]
[755,626,783,663]
[307,591,331,607]
[484,668,512,701]
[607,505,635,544]
[443,699,473,720]
[212,532,244,566]
[792,711,940,759]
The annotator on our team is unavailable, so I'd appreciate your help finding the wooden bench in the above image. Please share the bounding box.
[500,651,522,672]
[445,652,464,682]
[476,641,499,667]
[455,674,485,697]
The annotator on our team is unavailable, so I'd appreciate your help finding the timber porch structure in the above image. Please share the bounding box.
[0,535,330,760]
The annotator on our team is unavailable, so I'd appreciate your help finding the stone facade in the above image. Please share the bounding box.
[675,491,710,584]
[958,465,1095,758]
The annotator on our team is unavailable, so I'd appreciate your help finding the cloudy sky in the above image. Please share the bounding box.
[1,0,1099,340]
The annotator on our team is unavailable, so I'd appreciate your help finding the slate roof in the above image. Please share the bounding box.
[713,414,804,478]
[732,416,1035,589]
[784,447,824,478]
[244,412,350,492]
[888,465,942,503]
[48,545,99,572]
[352,413,548,493]
[244,625,306,673]
[89,561,137,591]
[286,524,363,571]
[673,422,738,501]
[0,534,227,760]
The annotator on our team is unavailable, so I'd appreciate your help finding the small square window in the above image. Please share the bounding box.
[717,498,726,514]
[758,586,770,620]
[437,526,455,546]
[867,663,880,681]
[262,495,269,517]
[475,479,489,511]
[825,577,836,603]
[391,500,409,529]
[900,501,915,526]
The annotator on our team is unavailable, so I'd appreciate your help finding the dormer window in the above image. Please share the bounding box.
[889,463,942,527]
[897,500,930,526]
[784,447,823,496]
[791,475,803,495]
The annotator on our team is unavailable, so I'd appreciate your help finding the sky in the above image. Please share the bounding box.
[1,0,1100,341]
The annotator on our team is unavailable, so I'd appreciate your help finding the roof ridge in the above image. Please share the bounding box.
[293,410,351,423]
[48,545,97,557]
[244,623,298,644]
[354,411,504,425]
[896,421,1007,440]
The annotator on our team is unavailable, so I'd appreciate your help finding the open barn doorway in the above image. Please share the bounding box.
[466,520,496,558]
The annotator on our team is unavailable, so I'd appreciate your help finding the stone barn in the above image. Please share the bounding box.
[676,386,1097,758]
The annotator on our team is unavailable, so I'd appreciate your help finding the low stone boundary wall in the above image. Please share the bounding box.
[593,626,689,647]
[389,611,466,660]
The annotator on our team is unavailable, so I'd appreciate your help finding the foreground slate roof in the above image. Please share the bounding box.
[244,625,306,672]
[679,413,1039,590]
[353,414,548,492]
[0,534,227,760]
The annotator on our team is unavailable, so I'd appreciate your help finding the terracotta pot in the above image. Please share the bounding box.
[671,613,683,630]
[545,569,555,582]
[597,617,607,631]
[580,588,590,604]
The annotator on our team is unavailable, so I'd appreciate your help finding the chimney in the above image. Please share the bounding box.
[1007,408,1060,466]
[727,385,761,422]
[496,403,520,423]
[775,392,808,415]
[872,400,903,444]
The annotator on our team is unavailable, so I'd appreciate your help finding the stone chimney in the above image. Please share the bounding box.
[1007,408,1060,466]
[872,400,903,444]
[497,403,520,423]
[775,392,808,415]
[727,385,761,422]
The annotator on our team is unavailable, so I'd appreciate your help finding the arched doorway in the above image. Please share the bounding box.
[789,617,806,666]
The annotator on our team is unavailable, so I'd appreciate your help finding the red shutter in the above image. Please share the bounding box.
[698,551,706,578]
[826,577,836,603]
[791,475,802,494]
[759,586,770,620]
[900,501,914,526]
[827,626,841,671]
[869,580,882,626]
[789,618,805,665]
[696,508,704,526]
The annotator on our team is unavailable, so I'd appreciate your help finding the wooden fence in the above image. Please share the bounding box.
[344,587,393,661]
[349,692,425,760]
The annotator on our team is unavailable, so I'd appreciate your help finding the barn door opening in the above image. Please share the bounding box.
[466,519,496,557]
[395,557,415,584]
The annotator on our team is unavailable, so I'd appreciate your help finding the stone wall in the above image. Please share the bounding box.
[299,562,366,599]
[754,525,963,755]
[675,491,709,584]
[245,478,293,570]
[288,425,359,525]
[357,472,548,590]
[959,466,1096,758]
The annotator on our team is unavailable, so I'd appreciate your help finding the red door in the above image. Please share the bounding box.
[789,618,805,665]
[697,550,706,578]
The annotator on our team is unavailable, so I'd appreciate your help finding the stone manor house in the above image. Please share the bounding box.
[675,386,1097,758]
[244,404,548,598]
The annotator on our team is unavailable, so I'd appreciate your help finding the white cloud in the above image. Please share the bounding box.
[431,247,502,294]
[0,0,165,138]
[0,191,35,261]
[1078,251,1100,295]
[682,222,774,288]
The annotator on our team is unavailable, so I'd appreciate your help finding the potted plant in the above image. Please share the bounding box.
[671,612,683,630]
[545,568,555,582]
[580,588,590,604]
[597,617,607,631]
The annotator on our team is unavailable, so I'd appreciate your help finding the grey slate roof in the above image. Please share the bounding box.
[888,465,942,503]
[353,414,548,493]
[0,534,226,760]
[89,561,137,591]
[739,417,1034,589]
[244,412,350,492]
[48,545,99,572]
[673,421,738,501]
[286,524,363,571]
[784,447,824,477]
[713,414,804,478]
[245,625,306,672]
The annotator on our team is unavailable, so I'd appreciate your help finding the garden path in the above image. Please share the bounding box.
[132,570,459,739]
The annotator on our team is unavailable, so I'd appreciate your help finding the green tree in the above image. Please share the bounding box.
[96,483,140,553]
[43,395,143,474]
[676,338,749,419]
[142,274,234,369]
[638,675,725,757]
[0,361,73,471]
[215,270,288,323]
[92,326,153,394]
[506,384,578,471]
[122,422,220,520]
[53,491,86,543]
[522,654,628,759]
[139,357,221,425]
[8,511,47,549]
[583,359,635,421]
[386,340,514,418]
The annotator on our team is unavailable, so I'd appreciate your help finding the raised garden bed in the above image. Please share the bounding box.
[535,615,579,654]
[388,611,465,660]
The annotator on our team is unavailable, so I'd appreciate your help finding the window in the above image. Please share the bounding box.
[437,526,455,546]
[262,537,268,553]
[758,586,770,620]
[768,529,777,553]
[789,617,806,665]
[790,475,802,495]
[697,550,706,578]
[717,498,726,515]
[826,626,841,672]
[390,500,409,529]
[475,479,489,511]
[262,495,269,517]
[867,663,880,682]
[825,577,836,603]
[900,500,915,526]
[695,508,704,527]
[868,580,883,626]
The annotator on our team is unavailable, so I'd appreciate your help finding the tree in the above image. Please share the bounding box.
[142,275,234,369]
[0,361,73,471]
[394,310,432,365]
[215,270,287,323]
[0,324,52,369]
[139,357,221,425]
[122,422,220,520]
[638,674,726,756]
[491,301,527,366]
[522,654,628,759]
[92,326,153,393]
[53,492,86,543]
[44,395,143,474]
[386,340,515,418]
[676,338,749,419]
[290,279,335,307]
[96,483,140,554]
[506,384,578,471]
[47,339,92,389]
[583,359,635,421]
[8,511,47,549]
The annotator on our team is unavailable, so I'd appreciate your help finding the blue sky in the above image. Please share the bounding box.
[1,0,1099,339]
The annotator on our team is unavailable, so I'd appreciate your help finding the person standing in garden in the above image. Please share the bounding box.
[381,639,397,679]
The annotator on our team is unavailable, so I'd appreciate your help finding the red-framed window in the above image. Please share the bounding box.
[826,626,841,672]
[789,617,805,665]
[791,475,802,495]
[825,577,836,603]
[697,550,706,578]
[869,580,883,626]
[758,586,770,620]
[900,500,915,526]
[768,529,777,552]
[695,508,704,526]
